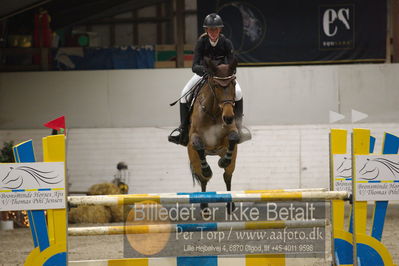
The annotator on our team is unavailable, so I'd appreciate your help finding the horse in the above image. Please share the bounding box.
[187,58,239,215]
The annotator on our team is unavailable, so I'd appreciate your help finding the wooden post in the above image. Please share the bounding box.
[110,23,115,47]
[175,0,185,68]
[165,0,174,44]
[40,48,49,71]
[392,0,399,62]
[156,3,163,44]
[132,10,138,45]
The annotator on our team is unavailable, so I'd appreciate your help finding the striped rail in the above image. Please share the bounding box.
[68,190,349,207]
[68,219,328,236]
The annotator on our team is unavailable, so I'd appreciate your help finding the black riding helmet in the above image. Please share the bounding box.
[203,13,224,28]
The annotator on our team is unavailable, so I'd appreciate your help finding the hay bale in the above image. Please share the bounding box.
[68,205,112,224]
[68,183,127,223]
[88,183,121,195]
[109,205,124,222]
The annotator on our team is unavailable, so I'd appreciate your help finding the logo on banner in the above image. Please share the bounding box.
[218,2,266,54]
[0,165,62,189]
[319,5,354,50]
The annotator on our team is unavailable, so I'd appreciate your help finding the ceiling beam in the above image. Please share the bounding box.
[0,0,52,21]
[56,0,166,29]
[86,17,170,25]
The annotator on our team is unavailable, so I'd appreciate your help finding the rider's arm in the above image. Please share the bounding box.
[224,37,235,64]
[192,38,206,76]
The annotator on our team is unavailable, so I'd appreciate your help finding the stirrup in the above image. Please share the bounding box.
[238,126,252,144]
[168,128,182,145]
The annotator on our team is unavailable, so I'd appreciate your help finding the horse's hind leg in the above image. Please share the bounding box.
[223,147,237,215]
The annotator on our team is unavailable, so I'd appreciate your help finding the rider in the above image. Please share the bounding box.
[168,13,248,146]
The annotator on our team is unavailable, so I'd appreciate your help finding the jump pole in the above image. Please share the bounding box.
[68,191,349,206]
[68,219,328,236]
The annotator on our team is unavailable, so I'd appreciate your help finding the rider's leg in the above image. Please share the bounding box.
[168,74,202,146]
[234,81,243,126]
[234,81,251,143]
[181,74,202,101]
[168,102,190,145]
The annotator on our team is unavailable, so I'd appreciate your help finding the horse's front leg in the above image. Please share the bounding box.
[218,131,239,168]
[191,134,212,178]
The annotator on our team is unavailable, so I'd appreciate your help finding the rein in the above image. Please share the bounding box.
[169,75,207,106]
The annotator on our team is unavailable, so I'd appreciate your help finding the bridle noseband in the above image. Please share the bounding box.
[213,75,235,81]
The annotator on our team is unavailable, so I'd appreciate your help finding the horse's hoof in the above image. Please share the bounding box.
[201,208,211,219]
[226,202,236,215]
[202,166,212,177]
[200,203,211,218]
[200,203,209,209]
[218,158,231,168]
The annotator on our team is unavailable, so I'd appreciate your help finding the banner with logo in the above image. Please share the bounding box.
[197,0,387,65]
[0,162,66,211]
[355,155,399,201]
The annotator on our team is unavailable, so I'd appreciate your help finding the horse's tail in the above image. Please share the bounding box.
[189,163,201,186]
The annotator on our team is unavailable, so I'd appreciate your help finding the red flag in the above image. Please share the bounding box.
[44,116,66,135]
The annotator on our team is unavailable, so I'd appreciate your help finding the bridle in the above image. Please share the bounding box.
[200,74,236,121]
[208,74,236,106]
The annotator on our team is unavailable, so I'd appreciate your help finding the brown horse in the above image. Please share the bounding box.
[188,58,239,215]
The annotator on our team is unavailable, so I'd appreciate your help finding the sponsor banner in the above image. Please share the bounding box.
[123,202,326,258]
[0,162,65,211]
[197,0,386,65]
[355,155,399,201]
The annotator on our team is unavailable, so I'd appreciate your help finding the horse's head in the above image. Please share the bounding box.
[205,58,237,126]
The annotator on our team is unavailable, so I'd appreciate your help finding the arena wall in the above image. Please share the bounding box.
[1,63,399,129]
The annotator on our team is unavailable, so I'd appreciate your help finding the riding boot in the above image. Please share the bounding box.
[234,99,252,144]
[168,102,190,146]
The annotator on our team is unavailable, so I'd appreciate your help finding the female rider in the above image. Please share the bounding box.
[169,13,247,146]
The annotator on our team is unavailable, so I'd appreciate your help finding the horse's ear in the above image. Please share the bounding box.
[229,58,238,74]
[204,57,217,75]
